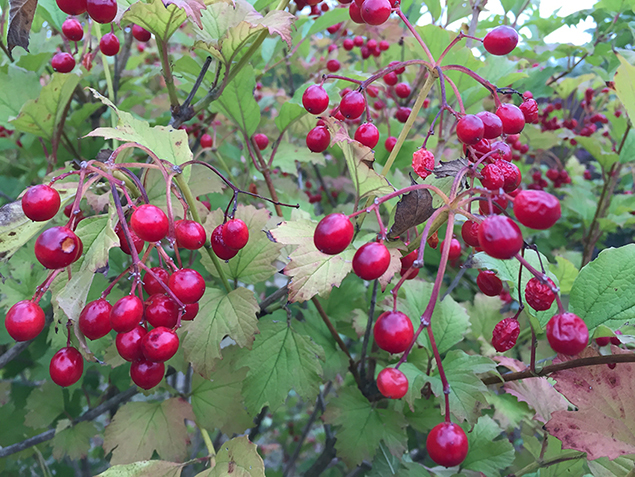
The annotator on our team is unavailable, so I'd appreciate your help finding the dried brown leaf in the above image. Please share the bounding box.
[7,0,37,53]
[387,187,435,239]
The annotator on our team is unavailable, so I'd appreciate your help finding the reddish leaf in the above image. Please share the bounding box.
[8,0,37,53]
[545,347,635,460]
[163,0,206,29]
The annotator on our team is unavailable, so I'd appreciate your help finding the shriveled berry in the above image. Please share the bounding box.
[373,311,414,353]
[461,221,480,247]
[22,184,61,221]
[477,270,502,296]
[520,99,539,124]
[50,347,84,387]
[412,148,435,179]
[376,368,408,399]
[513,190,561,230]
[478,215,523,259]
[546,312,589,355]
[480,163,504,190]
[483,25,519,55]
[525,277,556,311]
[426,422,469,468]
[5,300,46,342]
[479,194,508,215]
[492,317,520,352]
[314,213,354,254]
[352,242,391,280]
[495,160,521,192]
[130,204,168,242]
[79,298,112,340]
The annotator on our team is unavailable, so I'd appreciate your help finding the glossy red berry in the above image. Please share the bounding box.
[306,126,331,152]
[145,294,179,328]
[314,213,354,254]
[5,300,46,341]
[395,106,411,123]
[110,295,143,333]
[479,194,509,215]
[326,59,340,72]
[302,85,330,114]
[480,163,504,190]
[477,270,503,296]
[253,133,269,150]
[490,140,512,162]
[100,32,120,56]
[86,0,117,23]
[21,184,61,221]
[222,218,249,251]
[496,104,525,135]
[51,52,76,73]
[513,190,561,230]
[132,24,151,42]
[354,122,379,148]
[394,82,411,98]
[492,317,520,352]
[483,26,519,55]
[339,91,366,119]
[546,312,589,355]
[379,40,389,51]
[79,298,112,340]
[348,1,364,23]
[211,225,238,260]
[360,0,391,25]
[476,111,503,139]
[343,38,354,50]
[353,35,364,46]
[461,221,480,247]
[352,242,391,280]
[376,368,408,399]
[168,268,205,304]
[130,204,168,242]
[35,226,81,269]
[426,422,469,467]
[385,136,397,151]
[56,0,86,15]
[175,220,206,250]
[441,237,462,260]
[141,327,179,362]
[200,133,213,148]
[62,18,84,41]
[525,277,556,311]
[520,99,539,124]
[373,311,414,353]
[115,223,144,255]
[400,250,419,280]
[478,215,523,259]
[456,115,484,145]
[130,359,165,389]
[412,148,435,179]
[182,303,199,321]
[116,325,147,361]
[50,347,84,387]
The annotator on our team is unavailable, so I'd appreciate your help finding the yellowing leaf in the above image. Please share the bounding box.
[96,461,185,477]
[614,53,635,122]
[197,436,265,477]
[122,0,187,42]
[52,421,98,460]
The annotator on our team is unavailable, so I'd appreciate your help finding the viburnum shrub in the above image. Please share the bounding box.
[1,0,635,474]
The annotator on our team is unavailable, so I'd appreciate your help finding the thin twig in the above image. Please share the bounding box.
[359,280,378,386]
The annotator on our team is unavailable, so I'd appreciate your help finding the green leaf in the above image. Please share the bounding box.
[10,73,80,140]
[550,256,579,295]
[274,103,307,133]
[569,244,635,329]
[121,0,187,42]
[103,398,194,464]
[272,141,326,175]
[396,280,469,354]
[464,293,503,344]
[52,420,99,460]
[323,387,407,467]
[96,461,186,477]
[214,65,261,137]
[24,382,64,428]
[74,214,118,273]
[182,287,260,378]
[462,416,515,474]
[575,136,619,169]
[614,52,635,121]
[86,90,192,183]
[237,315,324,414]
[201,205,283,284]
[422,0,441,21]
[0,65,41,128]
[197,436,265,477]
[427,350,497,424]
[190,347,253,435]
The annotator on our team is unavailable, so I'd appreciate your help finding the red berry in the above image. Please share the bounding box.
[513,190,561,230]
[519,99,539,124]
[426,422,469,467]
[479,193,508,215]
[175,220,206,250]
[314,213,354,254]
[353,35,364,47]
[302,85,330,115]
[495,160,521,192]
[546,168,560,181]
[352,242,391,280]
[496,104,525,134]
[306,126,331,152]
[373,311,414,353]
[222,218,249,250]
[456,115,485,145]
[168,268,205,304]
[595,336,610,346]
[130,359,165,389]
[366,39,377,50]
[395,106,411,123]
[21,184,61,221]
[339,91,366,119]
[145,294,179,328]
[483,26,519,55]
[110,295,143,333]
[348,2,364,23]
[480,163,504,190]
[100,32,120,56]
[5,300,46,341]
[360,0,391,25]
[525,277,556,311]
[326,59,340,72]
[492,317,520,352]
[253,133,269,150]
[354,122,379,148]
[478,215,523,259]
[376,368,408,399]
[461,221,480,247]
[86,0,117,23]
[141,327,179,362]
[130,204,169,242]
[388,60,405,74]
[490,140,512,161]
[412,148,435,179]
[35,226,81,269]
[115,223,144,255]
[379,40,389,51]
[116,325,147,361]
[546,312,589,355]
[200,133,213,148]
[211,225,238,260]
[79,298,112,340]
[50,347,84,387]
[56,0,86,15]
[343,38,354,50]
[441,237,462,260]
[400,250,419,280]
[476,111,503,139]
[477,270,503,296]
[385,136,397,151]
[51,52,76,73]
[611,331,622,345]
[383,71,398,86]
[395,82,411,98]
[182,303,199,321]
[62,18,84,41]
[132,24,151,42]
